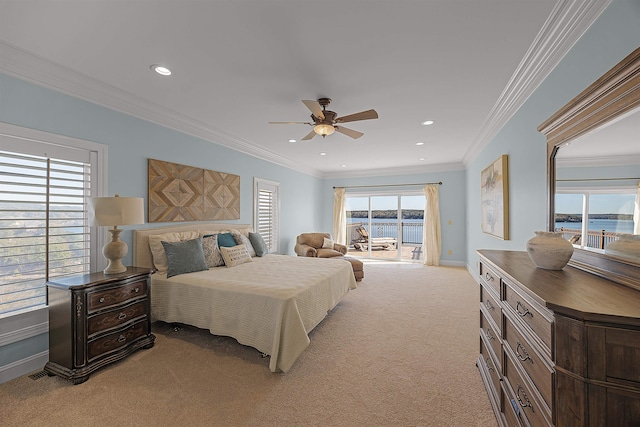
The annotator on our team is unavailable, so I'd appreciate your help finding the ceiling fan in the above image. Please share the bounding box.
[269,98,378,140]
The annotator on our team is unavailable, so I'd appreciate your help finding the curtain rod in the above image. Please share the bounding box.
[333,182,442,189]
[557,177,640,182]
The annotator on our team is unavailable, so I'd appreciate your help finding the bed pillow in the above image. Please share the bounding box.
[161,237,208,278]
[217,232,237,248]
[202,234,225,267]
[249,232,269,257]
[220,244,253,268]
[148,230,200,272]
[322,237,335,249]
[232,229,256,257]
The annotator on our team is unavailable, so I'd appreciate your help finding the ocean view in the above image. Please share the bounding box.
[555,219,634,234]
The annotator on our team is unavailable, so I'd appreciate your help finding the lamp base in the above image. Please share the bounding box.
[103,228,128,275]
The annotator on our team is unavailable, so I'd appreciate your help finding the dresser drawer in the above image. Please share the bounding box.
[480,336,501,404]
[87,320,148,361]
[88,278,147,312]
[480,262,501,295]
[503,280,552,356]
[480,284,501,332]
[504,350,552,427]
[606,328,640,385]
[502,381,526,427]
[504,313,554,409]
[87,300,147,336]
[481,309,501,367]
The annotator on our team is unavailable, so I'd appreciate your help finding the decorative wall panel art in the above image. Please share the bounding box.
[148,158,240,222]
[480,154,509,240]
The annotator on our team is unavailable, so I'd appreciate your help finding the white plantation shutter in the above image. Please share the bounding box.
[0,125,105,317]
[254,178,279,253]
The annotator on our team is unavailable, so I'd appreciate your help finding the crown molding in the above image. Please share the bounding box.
[0,41,324,178]
[323,162,465,180]
[462,0,612,166]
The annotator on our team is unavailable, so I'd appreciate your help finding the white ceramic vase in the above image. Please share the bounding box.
[526,231,574,270]
[605,234,640,262]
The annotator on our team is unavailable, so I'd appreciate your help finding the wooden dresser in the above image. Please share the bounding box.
[44,267,155,384]
[476,250,640,426]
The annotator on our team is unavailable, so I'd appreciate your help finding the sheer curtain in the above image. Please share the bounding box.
[333,187,347,245]
[422,184,442,266]
[634,182,640,234]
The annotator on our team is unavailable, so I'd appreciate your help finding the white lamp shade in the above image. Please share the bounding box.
[89,196,145,226]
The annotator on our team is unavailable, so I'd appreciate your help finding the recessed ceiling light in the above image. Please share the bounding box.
[341,164,347,168]
[151,65,172,76]
[416,142,425,146]
[421,120,434,126]
[419,158,426,161]
[289,139,297,143]
[320,152,327,156]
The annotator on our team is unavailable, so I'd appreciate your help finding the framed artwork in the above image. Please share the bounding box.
[481,155,509,240]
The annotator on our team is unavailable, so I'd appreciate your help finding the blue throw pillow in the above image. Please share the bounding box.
[217,232,237,248]
[161,237,208,278]
[249,232,269,257]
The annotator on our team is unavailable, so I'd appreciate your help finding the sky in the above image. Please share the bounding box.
[345,195,424,211]
[555,193,636,214]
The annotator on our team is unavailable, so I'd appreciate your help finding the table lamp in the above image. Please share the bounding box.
[89,194,145,274]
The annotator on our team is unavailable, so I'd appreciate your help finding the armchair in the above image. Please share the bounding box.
[294,233,347,258]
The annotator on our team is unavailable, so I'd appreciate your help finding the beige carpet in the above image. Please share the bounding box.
[0,263,497,427]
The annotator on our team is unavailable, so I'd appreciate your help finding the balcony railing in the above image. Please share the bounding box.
[347,221,423,245]
[556,227,623,250]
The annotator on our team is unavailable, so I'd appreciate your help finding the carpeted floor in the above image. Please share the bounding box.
[0,263,498,427]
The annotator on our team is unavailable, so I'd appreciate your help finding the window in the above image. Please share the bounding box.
[0,125,106,317]
[254,178,279,253]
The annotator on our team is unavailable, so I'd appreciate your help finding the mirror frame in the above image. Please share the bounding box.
[538,47,640,290]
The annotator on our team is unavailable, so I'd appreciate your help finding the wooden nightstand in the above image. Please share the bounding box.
[44,267,155,384]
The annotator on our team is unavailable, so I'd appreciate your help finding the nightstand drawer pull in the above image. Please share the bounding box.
[516,301,533,318]
[117,335,126,343]
[118,312,127,320]
[516,342,532,363]
[516,385,534,412]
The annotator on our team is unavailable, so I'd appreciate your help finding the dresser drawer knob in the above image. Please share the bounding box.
[117,335,126,343]
[118,313,127,320]
[516,301,533,318]
[486,357,495,372]
[484,300,494,311]
[516,342,532,363]
[516,385,535,412]
[99,297,105,303]
[485,273,494,282]
[132,287,140,293]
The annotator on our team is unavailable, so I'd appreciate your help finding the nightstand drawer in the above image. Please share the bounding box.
[504,280,552,356]
[87,320,149,361]
[88,300,147,336]
[88,278,147,312]
[504,313,554,408]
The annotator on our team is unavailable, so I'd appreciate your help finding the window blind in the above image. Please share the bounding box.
[254,179,279,253]
[0,150,91,316]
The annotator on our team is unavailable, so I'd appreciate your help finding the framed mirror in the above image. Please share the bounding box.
[538,47,640,290]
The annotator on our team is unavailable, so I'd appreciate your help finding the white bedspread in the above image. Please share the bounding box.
[151,255,357,372]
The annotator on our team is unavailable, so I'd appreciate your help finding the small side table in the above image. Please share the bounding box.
[44,267,155,384]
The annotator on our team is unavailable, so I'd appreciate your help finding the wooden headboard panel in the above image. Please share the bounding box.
[132,222,252,269]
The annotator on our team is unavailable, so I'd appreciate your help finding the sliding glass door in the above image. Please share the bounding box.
[345,193,424,261]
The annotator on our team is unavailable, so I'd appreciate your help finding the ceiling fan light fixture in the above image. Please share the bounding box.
[314,124,335,137]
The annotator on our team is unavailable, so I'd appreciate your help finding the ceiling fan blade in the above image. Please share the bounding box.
[301,130,317,140]
[268,121,311,125]
[335,126,364,139]
[335,109,378,123]
[302,100,325,120]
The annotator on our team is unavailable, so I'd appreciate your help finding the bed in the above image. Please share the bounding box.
[133,222,357,372]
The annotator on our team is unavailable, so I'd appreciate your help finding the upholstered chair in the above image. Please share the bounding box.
[294,233,347,258]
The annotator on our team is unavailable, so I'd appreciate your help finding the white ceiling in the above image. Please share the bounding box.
[0,1,612,178]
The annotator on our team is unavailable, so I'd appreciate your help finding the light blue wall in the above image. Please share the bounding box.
[0,73,324,258]
[322,170,467,265]
[465,0,640,271]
